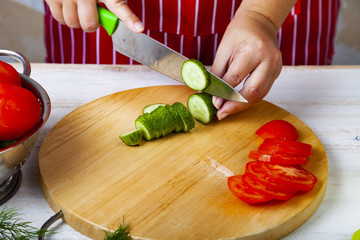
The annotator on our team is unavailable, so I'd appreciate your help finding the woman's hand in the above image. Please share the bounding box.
[211,0,297,120]
[45,0,144,33]
[211,9,282,120]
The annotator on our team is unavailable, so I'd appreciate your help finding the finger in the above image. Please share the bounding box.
[211,45,260,109]
[216,61,280,120]
[46,0,65,25]
[62,0,81,28]
[211,54,256,110]
[78,0,99,32]
[102,0,144,33]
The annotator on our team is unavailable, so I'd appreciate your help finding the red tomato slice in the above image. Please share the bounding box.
[245,161,298,193]
[256,120,299,140]
[258,138,312,157]
[248,150,307,165]
[228,175,272,204]
[0,83,41,140]
[262,162,317,192]
[242,173,295,201]
[0,60,21,86]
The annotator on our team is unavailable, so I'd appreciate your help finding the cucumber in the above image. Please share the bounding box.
[135,114,157,140]
[181,59,210,91]
[165,104,185,132]
[143,103,168,114]
[121,102,196,146]
[171,102,195,132]
[187,93,217,124]
[151,106,176,137]
[119,129,143,146]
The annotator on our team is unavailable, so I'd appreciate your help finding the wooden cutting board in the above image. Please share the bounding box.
[39,85,327,240]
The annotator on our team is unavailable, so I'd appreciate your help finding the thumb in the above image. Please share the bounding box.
[101,0,144,33]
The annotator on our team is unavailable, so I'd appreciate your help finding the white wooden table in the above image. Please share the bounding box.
[2,64,360,239]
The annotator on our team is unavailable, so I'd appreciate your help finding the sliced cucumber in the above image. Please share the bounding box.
[165,104,185,132]
[119,129,143,146]
[143,103,168,114]
[151,106,176,137]
[181,59,210,91]
[143,113,162,139]
[135,114,157,140]
[187,93,217,124]
[171,102,195,132]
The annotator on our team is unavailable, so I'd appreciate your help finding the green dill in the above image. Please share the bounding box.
[0,207,53,240]
[104,217,132,240]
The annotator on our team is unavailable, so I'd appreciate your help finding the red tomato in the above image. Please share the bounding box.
[245,161,298,193]
[256,120,299,140]
[0,60,21,86]
[258,138,312,157]
[0,83,41,140]
[242,173,295,200]
[228,175,272,204]
[263,163,317,192]
[246,161,317,192]
[248,150,307,165]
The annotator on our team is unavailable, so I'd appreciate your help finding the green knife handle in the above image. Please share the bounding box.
[97,5,119,36]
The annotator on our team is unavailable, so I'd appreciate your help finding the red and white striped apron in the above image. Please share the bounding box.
[44,0,340,65]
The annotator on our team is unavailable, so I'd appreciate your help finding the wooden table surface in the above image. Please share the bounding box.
[2,64,360,239]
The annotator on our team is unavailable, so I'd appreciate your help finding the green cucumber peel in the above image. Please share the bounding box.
[119,129,143,146]
[171,102,195,132]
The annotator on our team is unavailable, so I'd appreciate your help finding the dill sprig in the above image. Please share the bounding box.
[0,207,52,240]
[104,217,132,240]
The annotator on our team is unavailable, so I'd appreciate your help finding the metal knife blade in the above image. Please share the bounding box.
[99,7,247,102]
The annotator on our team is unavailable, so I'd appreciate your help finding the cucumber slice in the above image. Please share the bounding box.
[135,114,157,140]
[151,106,176,137]
[171,102,195,132]
[143,113,162,139]
[165,105,185,132]
[181,59,210,91]
[187,93,217,124]
[119,129,143,146]
[143,103,168,114]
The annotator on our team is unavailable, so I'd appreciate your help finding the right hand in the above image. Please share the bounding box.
[45,0,144,33]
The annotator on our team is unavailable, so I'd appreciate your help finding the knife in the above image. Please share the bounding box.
[97,6,247,103]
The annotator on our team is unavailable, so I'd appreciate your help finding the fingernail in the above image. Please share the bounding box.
[134,22,144,32]
[217,112,228,120]
[213,98,224,109]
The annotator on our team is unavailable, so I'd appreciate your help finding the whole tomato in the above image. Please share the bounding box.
[0,83,41,140]
[0,60,21,86]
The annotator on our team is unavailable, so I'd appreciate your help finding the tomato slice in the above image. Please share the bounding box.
[0,60,21,86]
[248,150,307,165]
[256,120,299,140]
[242,173,295,200]
[263,163,317,192]
[245,161,298,193]
[258,138,312,157]
[227,175,272,204]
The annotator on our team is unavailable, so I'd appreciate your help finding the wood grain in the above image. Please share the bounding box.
[39,85,327,240]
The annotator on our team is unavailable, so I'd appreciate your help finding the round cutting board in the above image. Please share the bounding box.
[39,85,327,240]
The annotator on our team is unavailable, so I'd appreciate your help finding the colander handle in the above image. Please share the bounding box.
[38,210,64,240]
[0,49,31,76]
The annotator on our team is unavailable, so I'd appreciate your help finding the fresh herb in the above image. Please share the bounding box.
[0,207,53,240]
[104,217,131,240]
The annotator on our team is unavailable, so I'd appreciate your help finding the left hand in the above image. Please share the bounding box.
[211,10,282,120]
